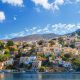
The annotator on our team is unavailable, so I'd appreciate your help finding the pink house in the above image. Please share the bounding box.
[65,37,75,44]
[75,42,80,50]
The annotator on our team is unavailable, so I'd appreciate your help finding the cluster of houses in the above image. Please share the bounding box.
[0,35,80,72]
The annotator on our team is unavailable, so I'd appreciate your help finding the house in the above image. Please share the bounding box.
[63,62,72,68]
[10,51,18,55]
[54,47,61,56]
[63,47,79,55]
[0,62,4,70]
[75,42,80,50]
[32,60,42,69]
[58,60,72,68]
[37,47,44,52]
[21,48,31,54]
[65,37,75,45]
[4,58,14,66]
[19,57,28,64]
[44,52,51,57]
[27,56,37,63]
[24,56,37,64]
[0,50,5,54]
[49,57,54,62]
[36,47,44,56]
[24,56,42,69]
[37,57,47,61]
[38,61,42,68]
[9,45,18,55]
[55,57,62,63]
[63,47,71,54]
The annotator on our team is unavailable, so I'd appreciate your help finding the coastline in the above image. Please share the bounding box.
[0,70,80,74]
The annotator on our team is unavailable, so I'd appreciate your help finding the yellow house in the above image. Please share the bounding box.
[62,47,79,55]
[0,62,4,70]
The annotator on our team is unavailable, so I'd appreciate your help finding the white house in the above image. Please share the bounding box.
[27,56,37,63]
[63,62,72,68]
[58,60,65,65]
[4,58,14,66]
[19,57,27,64]
[54,47,61,56]
[0,50,5,54]
[58,60,72,68]
[24,56,42,69]
[24,56,37,65]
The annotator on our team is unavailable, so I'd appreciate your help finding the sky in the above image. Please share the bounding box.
[0,0,80,39]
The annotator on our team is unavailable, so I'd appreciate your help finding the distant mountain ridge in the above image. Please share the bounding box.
[2,29,80,41]
[67,29,80,36]
[11,33,59,41]
[10,29,80,41]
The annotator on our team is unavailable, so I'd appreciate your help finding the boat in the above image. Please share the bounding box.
[25,69,39,74]
[3,70,26,73]
[3,70,12,73]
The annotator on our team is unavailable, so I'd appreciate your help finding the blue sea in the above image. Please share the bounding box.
[0,73,80,80]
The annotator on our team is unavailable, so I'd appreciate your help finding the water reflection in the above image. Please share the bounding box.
[0,73,80,80]
[38,73,80,80]
[0,73,4,79]
[38,74,42,80]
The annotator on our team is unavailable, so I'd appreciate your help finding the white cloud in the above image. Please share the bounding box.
[31,23,80,35]
[13,16,16,20]
[32,27,37,30]
[1,0,24,7]
[32,0,52,10]
[65,0,80,4]
[42,24,50,31]
[51,23,80,34]
[55,0,64,5]
[0,11,5,23]
[25,29,29,32]
[30,27,37,31]
[26,23,80,35]
[10,31,25,37]
[4,31,26,39]
[76,0,80,3]
[32,0,80,11]
[53,0,64,10]
[32,0,64,11]
[2,23,80,39]
[36,29,42,32]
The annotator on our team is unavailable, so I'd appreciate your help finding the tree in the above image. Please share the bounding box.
[0,53,10,62]
[72,58,80,70]
[70,44,75,48]
[39,66,45,72]
[51,54,55,60]
[64,43,68,47]
[22,43,30,48]
[4,49,10,54]
[64,53,72,58]
[7,40,14,46]
[58,37,64,46]
[29,45,36,56]
[38,40,44,45]
[48,40,55,46]
[0,54,4,62]
[0,41,4,50]
[62,53,72,61]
